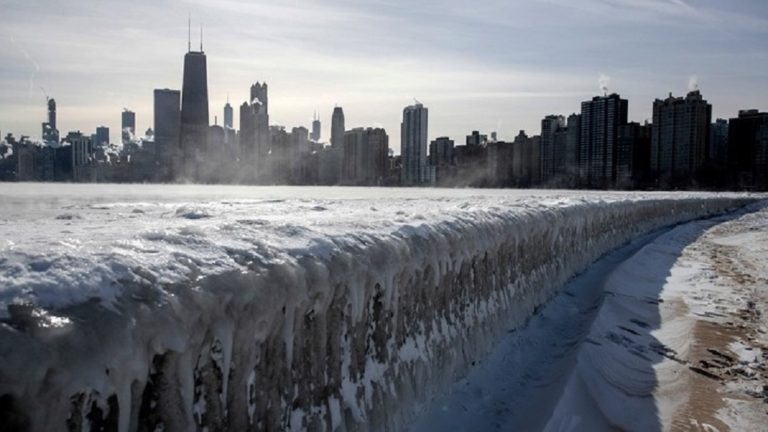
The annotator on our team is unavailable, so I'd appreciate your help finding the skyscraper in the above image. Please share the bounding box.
[223,98,233,129]
[47,98,56,131]
[239,102,256,182]
[487,140,514,187]
[466,130,487,147]
[180,27,209,180]
[710,118,728,165]
[42,98,59,145]
[342,127,388,186]
[579,93,628,188]
[250,82,268,115]
[429,137,455,167]
[564,113,581,182]
[650,90,711,187]
[95,126,110,147]
[511,130,531,186]
[400,102,428,186]
[324,106,346,183]
[154,88,181,179]
[331,107,345,149]
[121,109,136,144]
[239,82,270,182]
[728,110,768,190]
[290,126,310,184]
[617,122,651,188]
[311,112,321,142]
[540,115,565,183]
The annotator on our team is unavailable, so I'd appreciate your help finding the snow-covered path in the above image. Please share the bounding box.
[413,203,768,432]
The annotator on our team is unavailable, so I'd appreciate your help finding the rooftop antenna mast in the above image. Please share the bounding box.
[187,14,191,52]
[200,24,203,51]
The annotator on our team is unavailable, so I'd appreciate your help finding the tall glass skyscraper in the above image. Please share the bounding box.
[400,102,428,185]
[331,107,345,149]
[180,33,209,179]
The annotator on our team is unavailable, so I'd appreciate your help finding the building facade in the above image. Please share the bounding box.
[400,102,428,186]
[180,47,209,180]
[579,94,628,188]
[710,118,729,165]
[95,126,110,148]
[650,90,712,187]
[540,115,565,185]
[223,101,233,129]
[728,110,768,190]
[154,88,181,180]
[311,112,321,142]
[42,98,59,145]
[121,110,136,144]
[617,122,651,188]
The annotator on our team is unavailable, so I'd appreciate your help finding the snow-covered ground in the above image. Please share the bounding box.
[414,201,768,432]
[0,183,761,431]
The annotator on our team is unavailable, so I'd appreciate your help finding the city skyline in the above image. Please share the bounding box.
[2,0,767,153]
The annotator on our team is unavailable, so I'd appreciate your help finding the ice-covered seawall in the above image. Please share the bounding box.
[0,186,757,431]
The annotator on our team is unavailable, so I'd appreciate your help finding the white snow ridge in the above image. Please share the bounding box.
[0,184,759,431]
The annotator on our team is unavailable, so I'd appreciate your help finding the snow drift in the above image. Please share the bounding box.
[0,185,757,431]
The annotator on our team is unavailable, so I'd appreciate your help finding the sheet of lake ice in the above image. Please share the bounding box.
[0,183,760,431]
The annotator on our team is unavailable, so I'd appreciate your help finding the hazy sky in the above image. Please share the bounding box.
[1,0,767,152]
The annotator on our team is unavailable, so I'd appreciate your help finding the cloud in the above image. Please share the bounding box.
[1,0,767,152]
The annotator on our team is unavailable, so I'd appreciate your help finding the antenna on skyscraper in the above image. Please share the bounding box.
[188,14,191,52]
[200,24,203,51]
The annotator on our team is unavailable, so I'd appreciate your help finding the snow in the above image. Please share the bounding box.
[411,228,671,432]
[412,199,768,431]
[0,183,761,431]
[549,202,768,431]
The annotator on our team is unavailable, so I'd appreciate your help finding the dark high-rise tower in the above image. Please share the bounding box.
[250,82,268,115]
[121,109,136,144]
[650,90,711,187]
[223,97,233,129]
[401,102,428,185]
[155,89,181,143]
[239,82,269,182]
[47,98,56,131]
[579,93,628,188]
[42,98,59,145]
[540,115,565,182]
[95,126,110,147]
[311,111,321,142]
[710,118,728,165]
[180,22,209,179]
[728,110,768,190]
[154,88,181,179]
[331,107,345,148]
